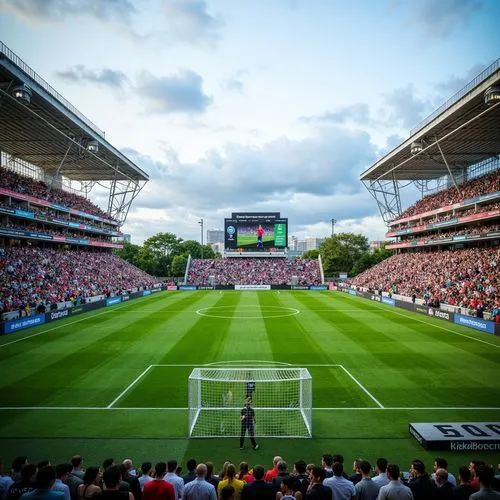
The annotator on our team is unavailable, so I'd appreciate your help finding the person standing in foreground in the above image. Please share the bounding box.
[182,464,216,500]
[376,464,413,500]
[240,399,259,450]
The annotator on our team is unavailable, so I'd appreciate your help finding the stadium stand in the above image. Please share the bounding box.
[0,456,498,500]
[392,170,500,221]
[187,258,322,286]
[0,169,117,223]
[0,247,159,316]
[351,247,500,316]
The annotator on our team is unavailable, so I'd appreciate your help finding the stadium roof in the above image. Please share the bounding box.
[0,41,148,182]
[360,59,500,182]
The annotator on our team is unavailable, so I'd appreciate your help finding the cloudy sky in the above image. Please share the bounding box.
[1,0,499,244]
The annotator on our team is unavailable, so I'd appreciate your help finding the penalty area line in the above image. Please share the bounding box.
[339,365,384,409]
[106,365,154,408]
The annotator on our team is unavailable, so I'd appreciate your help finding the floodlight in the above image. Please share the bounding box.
[410,141,423,155]
[86,140,99,153]
[12,83,32,105]
[484,86,500,106]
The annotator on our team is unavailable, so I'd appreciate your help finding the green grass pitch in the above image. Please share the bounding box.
[236,234,274,247]
[1,290,499,470]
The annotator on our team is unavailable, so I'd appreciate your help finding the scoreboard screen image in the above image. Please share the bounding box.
[225,214,288,249]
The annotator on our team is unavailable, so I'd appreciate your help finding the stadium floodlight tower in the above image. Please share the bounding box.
[188,367,312,438]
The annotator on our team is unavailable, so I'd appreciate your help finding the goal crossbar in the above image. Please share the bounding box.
[188,367,312,438]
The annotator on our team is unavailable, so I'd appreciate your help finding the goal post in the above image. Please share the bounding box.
[188,367,312,438]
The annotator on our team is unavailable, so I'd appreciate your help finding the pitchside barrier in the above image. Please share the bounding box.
[0,286,166,336]
[338,285,500,336]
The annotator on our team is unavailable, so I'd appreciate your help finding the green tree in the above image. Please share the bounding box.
[115,241,141,266]
[302,249,319,259]
[180,240,203,258]
[141,232,183,275]
[171,254,188,277]
[372,244,395,264]
[320,232,370,277]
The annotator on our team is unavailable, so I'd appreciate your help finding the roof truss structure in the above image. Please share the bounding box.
[360,59,500,223]
[0,42,148,225]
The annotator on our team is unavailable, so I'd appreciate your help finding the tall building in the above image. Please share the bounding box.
[305,237,324,250]
[207,229,224,244]
[288,235,298,251]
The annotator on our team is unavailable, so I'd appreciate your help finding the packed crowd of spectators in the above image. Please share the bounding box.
[0,200,119,233]
[0,247,159,315]
[1,453,499,500]
[400,221,499,243]
[0,169,116,222]
[393,170,500,221]
[391,200,500,232]
[187,259,321,286]
[0,221,113,242]
[350,247,500,315]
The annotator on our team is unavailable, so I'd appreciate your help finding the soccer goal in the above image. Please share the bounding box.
[188,367,312,438]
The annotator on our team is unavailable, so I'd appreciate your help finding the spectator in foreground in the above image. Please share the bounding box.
[182,464,217,500]
[305,467,330,500]
[377,464,413,500]
[277,476,302,500]
[323,462,355,500]
[372,459,389,488]
[21,466,65,500]
[100,465,134,500]
[217,465,244,500]
[70,457,84,480]
[1,459,14,500]
[265,458,282,483]
[354,460,380,500]
[433,459,456,487]
[7,464,36,500]
[53,465,71,500]
[241,465,274,500]
[183,461,197,486]
[451,466,476,500]
[204,463,219,492]
[143,463,174,500]
[138,464,152,492]
[470,465,500,499]
[164,461,184,500]
[433,469,453,499]
[77,468,101,500]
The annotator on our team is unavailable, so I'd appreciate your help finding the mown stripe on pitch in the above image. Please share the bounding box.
[0,292,213,408]
[291,292,500,408]
[258,292,378,409]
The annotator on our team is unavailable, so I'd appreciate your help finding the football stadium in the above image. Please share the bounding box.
[1,17,500,500]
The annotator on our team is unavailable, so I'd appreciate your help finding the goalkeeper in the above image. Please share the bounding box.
[239,398,259,450]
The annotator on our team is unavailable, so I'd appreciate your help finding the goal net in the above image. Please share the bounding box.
[188,367,312,438]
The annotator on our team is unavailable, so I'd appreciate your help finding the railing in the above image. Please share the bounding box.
[0,41,105,137]
[411,57,500,135]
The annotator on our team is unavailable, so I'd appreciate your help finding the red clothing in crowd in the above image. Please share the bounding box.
[143,479,175,500]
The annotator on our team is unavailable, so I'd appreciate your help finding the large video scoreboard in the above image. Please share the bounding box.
[224,212,288,250]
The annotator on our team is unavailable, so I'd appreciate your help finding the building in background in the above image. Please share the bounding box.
[370,240,386,252]
[207,229,224,245]
[305,237,324,251]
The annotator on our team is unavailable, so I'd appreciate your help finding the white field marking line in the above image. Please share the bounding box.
[339,365,384,409]
[1,406,500,411]
[0,295,169,349]
[107,365,154,408]
[347,295,500,350]
[110,308,366,313]
[203,360,292,366]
